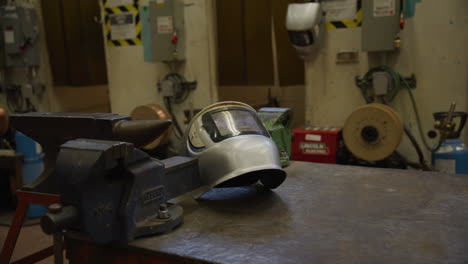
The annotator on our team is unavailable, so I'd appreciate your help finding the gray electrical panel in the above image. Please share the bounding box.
[149,0,185,62]
[0,5,40,67]
[362,0,401,52]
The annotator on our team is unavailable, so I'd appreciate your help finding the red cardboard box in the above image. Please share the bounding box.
[292,126,342,164]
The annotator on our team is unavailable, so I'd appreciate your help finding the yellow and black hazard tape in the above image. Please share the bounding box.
[325,0,362,30]
[103,0,142,46]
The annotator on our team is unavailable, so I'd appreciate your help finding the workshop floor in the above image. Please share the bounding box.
[0,223,63,263]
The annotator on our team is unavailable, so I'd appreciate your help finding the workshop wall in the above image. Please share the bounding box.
[103,0,217,126]
[305,0,468,161]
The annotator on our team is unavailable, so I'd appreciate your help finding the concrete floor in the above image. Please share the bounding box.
[0,223,57,263]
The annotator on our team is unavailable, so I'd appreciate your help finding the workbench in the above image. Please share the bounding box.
[65,162,468,264]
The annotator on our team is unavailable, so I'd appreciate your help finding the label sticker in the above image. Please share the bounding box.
[434,159,456,174]
[300,142,329,155]
[157,16,173,34]
[373,0,395,17]
[109,12,136,40]
[4,29,14,44]
[156,0,165,6]
[305,134,322,142]
[141,186,165,205]
[322,0,357,21]
[107,0,133,7]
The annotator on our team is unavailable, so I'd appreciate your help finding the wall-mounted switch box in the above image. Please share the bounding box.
[372,71,391,96]
[362,0,401,52]
[149,0,185,62]
[0,5,40,67]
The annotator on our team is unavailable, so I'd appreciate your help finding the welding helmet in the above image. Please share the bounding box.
[181,101,287,197]
[286,2,323,60]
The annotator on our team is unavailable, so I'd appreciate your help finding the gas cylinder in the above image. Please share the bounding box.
[431,112,468,174]
[15,131,47,218]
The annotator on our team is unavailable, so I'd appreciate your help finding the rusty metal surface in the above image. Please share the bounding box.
[77,162,468,263]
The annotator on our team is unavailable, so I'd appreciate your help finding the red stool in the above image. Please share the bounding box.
[0,190,60,264]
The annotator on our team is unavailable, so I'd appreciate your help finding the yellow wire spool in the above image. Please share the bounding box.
[343,103,403,161]
[130,104,172,150]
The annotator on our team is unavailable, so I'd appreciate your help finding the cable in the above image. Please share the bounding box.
[163,97,183,139]
[159,71,197,140]
[379,96,431,170]
[403,126,432,171]
[400,78,437,152]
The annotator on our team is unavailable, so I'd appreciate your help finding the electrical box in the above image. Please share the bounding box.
[0,5,40,67]
[149,0,185,62]
[361,0,401,52]
[372,71,391,96]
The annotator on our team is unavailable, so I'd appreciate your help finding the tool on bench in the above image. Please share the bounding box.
[181,102,287,197]
[9,112,172,194]
[41,139,200,243]
[8,112,202,243]
[1,112,200,264]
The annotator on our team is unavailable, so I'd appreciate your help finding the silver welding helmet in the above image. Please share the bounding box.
[181,101,287,197]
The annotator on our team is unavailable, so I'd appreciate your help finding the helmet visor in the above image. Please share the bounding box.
[202,108,269,143]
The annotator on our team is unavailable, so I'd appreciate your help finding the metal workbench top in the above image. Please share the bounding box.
[114,162,468,263]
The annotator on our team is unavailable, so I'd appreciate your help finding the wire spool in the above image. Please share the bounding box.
[0,105,10,136]
[343,103,403,161]
[130,104,172,150]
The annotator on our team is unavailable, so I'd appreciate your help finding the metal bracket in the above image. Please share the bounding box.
[355,73,417,90]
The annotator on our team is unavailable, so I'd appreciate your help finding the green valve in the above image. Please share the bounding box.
[258,107,293,167]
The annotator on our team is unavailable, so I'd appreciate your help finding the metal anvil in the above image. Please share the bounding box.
[10,112,172,194]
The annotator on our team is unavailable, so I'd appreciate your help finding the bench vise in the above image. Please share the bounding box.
[41,139,200,243]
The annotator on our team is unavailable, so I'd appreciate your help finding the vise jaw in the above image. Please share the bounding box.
[42,139,195,244]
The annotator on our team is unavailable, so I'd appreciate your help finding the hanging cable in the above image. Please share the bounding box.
[158,72,197,139]
[379,96,431,170]
[400,77,440,152]
[403,126,432,171]
[163,97,183,139]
